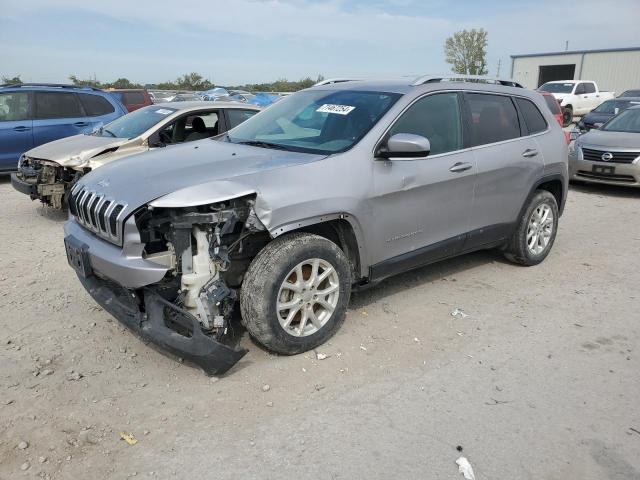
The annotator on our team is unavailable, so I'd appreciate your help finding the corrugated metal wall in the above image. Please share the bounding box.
[581,51,640,94]
[511,50,640,94]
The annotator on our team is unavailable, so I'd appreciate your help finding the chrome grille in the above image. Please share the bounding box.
[68,184,127,245]
[582,148,640,164]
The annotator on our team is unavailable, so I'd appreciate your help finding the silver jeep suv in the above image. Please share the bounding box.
[63,76,568,375]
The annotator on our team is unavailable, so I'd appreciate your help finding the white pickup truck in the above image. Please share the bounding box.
[538,80,615,126]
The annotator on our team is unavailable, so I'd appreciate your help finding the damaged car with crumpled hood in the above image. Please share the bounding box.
[63,77,568,375]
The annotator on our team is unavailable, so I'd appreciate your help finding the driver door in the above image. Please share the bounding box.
[369,92,476,278]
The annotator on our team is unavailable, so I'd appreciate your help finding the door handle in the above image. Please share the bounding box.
[449,162,472,173]
[73,122,88,127]
[522,149,539,158]
[13,126,31,132]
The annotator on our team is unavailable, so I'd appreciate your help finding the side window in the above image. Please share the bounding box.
[0,92,30,121]
[78,93,115,117]
[388,92,463,155]
[123,91,145,104]
[584,83,596,94]
[227,109,258,129]
[515,97,548,134]
[466,93,520,146]
[575,83,586,95]
[35,92,83,119]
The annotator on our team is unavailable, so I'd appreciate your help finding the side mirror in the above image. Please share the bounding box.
[376,133,430,160]
[148,132,166,148]
[593,122,603,129]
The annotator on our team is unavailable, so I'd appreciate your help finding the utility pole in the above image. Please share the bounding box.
[565,40,569,51]
[496,58,501,77]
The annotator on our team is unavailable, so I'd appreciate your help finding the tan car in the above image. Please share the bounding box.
[11,101,260,209]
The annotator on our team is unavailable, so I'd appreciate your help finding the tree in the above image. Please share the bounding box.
[444,29,488,75]
[1,75,23,85]
[69,75,103,88]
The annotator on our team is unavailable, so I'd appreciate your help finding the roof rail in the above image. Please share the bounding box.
[313,78,362,87]
[412,74,523,88]
[0,83,103,91]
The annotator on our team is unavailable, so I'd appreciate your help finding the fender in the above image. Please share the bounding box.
[519,173,567,220]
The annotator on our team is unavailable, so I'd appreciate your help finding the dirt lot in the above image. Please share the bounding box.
[1,176,639,480]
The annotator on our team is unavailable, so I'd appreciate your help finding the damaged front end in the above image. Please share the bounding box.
[12,156,82,209]
[69,196,269,375]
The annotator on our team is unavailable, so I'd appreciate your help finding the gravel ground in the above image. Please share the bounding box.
[1,176,639,480]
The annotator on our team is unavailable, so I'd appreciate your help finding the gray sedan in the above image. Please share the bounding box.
[569,105,640,187]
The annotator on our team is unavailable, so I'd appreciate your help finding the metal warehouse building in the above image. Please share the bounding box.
[510,47,640,95]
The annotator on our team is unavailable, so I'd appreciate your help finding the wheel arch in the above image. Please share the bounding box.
[270,214,367,282]
[521,174,567,220]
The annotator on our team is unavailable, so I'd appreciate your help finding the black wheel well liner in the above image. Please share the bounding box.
[288,219,362,281]
[523,174,566,219]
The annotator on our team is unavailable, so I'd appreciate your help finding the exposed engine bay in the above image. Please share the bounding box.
[16,157,82,209]
[136,197,270,340]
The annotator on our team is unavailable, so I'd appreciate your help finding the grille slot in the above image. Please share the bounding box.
[582,148,640,164]
[69,187,127,245]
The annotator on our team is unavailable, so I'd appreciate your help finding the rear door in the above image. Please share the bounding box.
[464,92,543,249]
[583,82,599,110]
[369,91,476,274]
[33,91,89,147]
[0,91,33,170]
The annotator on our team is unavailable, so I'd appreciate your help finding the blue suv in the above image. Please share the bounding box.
[0,83,127,173]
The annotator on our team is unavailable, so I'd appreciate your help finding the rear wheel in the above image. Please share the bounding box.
[504,190,559,266]
[240,233,351,355]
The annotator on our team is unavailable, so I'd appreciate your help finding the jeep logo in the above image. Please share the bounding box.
[601,152,613,162]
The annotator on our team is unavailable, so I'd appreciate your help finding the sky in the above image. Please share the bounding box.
[1,0,639,86]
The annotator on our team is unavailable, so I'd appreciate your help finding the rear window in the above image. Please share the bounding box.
[515,98,548,134]
[539,83,574,94]
[227,109,258,129]
[0,92,30,121]
[35,92,83,119]
[78,93,115,116]
[466,93,520,146]
[122,91,145,104]
[543,94,561,114]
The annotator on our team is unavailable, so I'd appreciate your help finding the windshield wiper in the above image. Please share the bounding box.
[236,140,292,151]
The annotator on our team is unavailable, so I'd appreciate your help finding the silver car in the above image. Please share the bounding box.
[62,76,568,375]
[11,102,260,209]
[569,105,640,187]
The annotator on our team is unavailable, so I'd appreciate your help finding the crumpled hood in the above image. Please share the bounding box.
[26,134,127,166]
[578,129,640,150]
[76,139,325,216]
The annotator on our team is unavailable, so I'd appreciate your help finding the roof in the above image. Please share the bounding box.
[153,100,261,111]
[511,46,640,59]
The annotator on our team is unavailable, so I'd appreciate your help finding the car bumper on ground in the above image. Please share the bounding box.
[10,173,38,196]
[569,153,640,187]
[76,273,247,375]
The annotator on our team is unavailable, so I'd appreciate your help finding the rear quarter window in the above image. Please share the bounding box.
[0,92,30,121]
[466,93,520,146]
[515,97,548,134]
[78,93,115,116]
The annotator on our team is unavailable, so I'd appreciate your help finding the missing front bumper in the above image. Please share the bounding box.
[78,273,247,376]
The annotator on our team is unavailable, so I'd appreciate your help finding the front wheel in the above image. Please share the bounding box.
[240,233,352,355]
[503,190,559,266]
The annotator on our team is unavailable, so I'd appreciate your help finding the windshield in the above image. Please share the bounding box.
[539,83,574,94]
[602,108,640,133]
[226,89,401,154]
[593,99,640,114]
[94,105,177,138]
[620,90,640,97]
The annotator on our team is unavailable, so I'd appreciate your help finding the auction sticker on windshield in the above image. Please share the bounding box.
[155,109,173,115]
[317,104,356,115]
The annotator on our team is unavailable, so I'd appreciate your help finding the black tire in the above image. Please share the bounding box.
[240,233,351,355]
[562,107,573,127]
[503,190,559,266]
